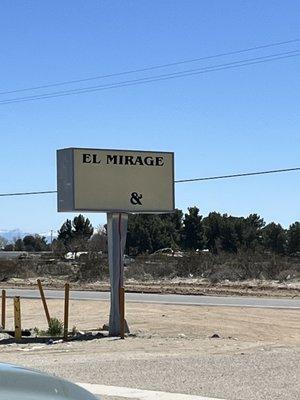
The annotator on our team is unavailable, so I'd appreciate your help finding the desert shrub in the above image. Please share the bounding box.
[277,266,300,282]
[47,318,63,336]
[143,260,177,279]
[0,259,38,281]
[169,252,211,279]
[124,251,300,283]
[77,256,109,281]
[1,250,299,284]
[124,262,146,280]
[125,258,177,280]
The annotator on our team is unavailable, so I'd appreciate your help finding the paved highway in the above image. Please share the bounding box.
[5,288,300,309]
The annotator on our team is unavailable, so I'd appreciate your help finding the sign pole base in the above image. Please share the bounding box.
[107,212,129,337]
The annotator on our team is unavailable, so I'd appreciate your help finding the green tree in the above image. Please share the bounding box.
[242,214,265,250]
[72,214,94,240]
[203,212,222,253]
[204,213,265,253]
[126,211,182,255]
[4,244,14,251]
[182,207,205,251]
[14,238,25,251]
[287,222,300,254]
[57,215,94,252]
[262,223,286,254]
[126,215,158,255]
[57,219,73,247]
[23,235,48,252]
[219,216,238,253]
[223,214,264,253]
[22,235,36,251]
[160,209,183,249]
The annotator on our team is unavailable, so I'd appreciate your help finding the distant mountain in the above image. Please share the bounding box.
[0,229,57,243]
[0,229,30,242]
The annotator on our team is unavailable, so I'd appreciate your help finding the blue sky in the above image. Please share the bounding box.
[0,1,299,233]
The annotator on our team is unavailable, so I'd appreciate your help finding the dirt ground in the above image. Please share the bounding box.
[1,299,299,400]
[1,297,299,348]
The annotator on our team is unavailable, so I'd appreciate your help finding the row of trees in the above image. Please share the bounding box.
[1,235,49,252]
[126,208,300,256]
[1,209,299,256]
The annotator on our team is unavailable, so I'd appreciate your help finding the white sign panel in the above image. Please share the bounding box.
[57,148,174,213]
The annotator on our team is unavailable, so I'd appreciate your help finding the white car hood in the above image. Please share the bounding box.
[0,363,98,400]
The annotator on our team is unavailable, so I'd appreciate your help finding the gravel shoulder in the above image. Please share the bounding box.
[2,277,300,298]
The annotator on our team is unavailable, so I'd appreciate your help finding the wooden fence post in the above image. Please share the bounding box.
[14,296,22,341]
[37,279,51,325]
[64,283,70,340]
[1,289,6,329]
[119,287,125,339]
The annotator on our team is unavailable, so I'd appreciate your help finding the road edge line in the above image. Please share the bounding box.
[77,382,226,400]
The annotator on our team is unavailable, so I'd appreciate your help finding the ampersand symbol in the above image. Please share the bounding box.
[130,192,143,205]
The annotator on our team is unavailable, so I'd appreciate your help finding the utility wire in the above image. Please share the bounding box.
[0,167,299,197]
[1,50,299,105]
[0,38,299,96]
[174,167,300,183]
[0,190,57,197]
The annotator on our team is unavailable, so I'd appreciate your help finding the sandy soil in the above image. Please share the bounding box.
[1,297,299,346]
[1,299,299,400]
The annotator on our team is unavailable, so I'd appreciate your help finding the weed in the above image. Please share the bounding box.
[47,318,63,336]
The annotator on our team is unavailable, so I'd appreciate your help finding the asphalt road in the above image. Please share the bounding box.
[5,288,300,309]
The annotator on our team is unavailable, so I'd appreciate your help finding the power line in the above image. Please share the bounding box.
[0,190,57,197]
[174,167,300,183]
[1,38,299,96]
[0,167,299,197]
[1,50,299,105]
[1,50,298,104]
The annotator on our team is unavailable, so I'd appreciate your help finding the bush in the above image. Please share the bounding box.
[77,255,109,281]
[47,318,63,336]
[123,251,300,282]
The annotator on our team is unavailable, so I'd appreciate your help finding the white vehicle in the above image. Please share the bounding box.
[0,363,99,400]
[150,248,184,257]
[64,251,89,260]
[123,254,135,265]
[151,247,174,256]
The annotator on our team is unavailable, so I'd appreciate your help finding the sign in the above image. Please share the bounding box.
[57,148,174,213]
